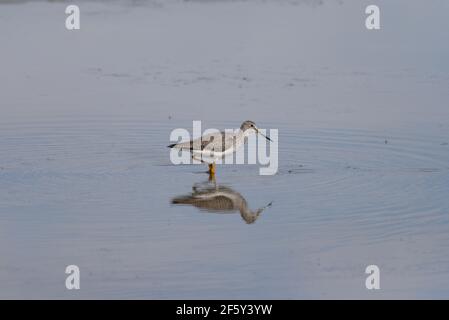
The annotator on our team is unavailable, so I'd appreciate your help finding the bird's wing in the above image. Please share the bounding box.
[174,131,236,152]
[201,131,237,152]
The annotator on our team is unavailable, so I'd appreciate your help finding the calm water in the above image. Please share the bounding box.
[1,0,449,299]
[1,118,448,298]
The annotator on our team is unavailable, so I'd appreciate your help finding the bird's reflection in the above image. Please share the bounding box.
[171,176,272,224]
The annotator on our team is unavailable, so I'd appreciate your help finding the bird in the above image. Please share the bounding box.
[168,120,272,175]
[171,180,272,224]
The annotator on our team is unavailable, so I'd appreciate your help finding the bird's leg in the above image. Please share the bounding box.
[208,162,216,176]
[208,171,216,183]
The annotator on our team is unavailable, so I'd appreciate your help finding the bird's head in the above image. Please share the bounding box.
[240,120,272,142]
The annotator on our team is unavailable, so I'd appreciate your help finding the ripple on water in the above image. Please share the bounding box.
[266,126,449,242]
[1,119,448,241]
[1,118,449,298]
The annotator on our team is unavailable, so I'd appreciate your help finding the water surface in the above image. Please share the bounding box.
[1,0,449,299]
[1,118,448,298]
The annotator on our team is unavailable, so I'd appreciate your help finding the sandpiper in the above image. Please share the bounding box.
[168,120,272,175]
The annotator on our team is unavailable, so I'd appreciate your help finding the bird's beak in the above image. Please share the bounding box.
[255,127,273,142]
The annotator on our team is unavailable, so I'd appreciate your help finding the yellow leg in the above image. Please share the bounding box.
[208,162,216,175]
[208,171,216,183]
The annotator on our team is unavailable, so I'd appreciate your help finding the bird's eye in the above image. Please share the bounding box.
[250,124,254,127]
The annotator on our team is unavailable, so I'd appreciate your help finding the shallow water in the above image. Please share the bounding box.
[1,0,449,299]
[1,117,449,299]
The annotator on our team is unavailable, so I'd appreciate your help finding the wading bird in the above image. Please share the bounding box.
[168,120,272,175]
